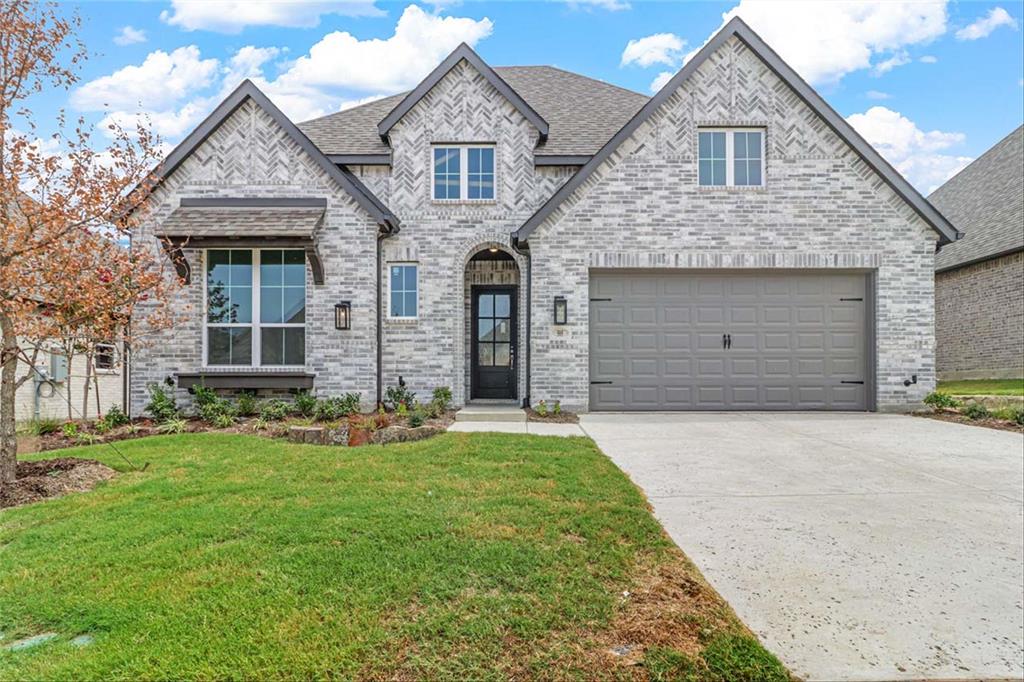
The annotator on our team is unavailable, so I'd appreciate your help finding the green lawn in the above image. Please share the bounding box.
[0,433,785,681]
[937,379,1024,396]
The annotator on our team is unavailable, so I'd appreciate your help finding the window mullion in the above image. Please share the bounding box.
[253,248,260,368]
[725,132,734,187]
[460,147,468,200]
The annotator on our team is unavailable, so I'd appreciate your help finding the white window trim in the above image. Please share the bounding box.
[387,262,419,321]
[94,342,119,374]
[430,144,497,203]
[202,248,307,370]
[698,128,766,188]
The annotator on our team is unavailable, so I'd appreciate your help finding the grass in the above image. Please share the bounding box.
[937,379,1024,396]
[0,433,785,681]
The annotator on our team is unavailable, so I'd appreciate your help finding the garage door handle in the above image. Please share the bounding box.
[841,380,865,384]
[590,381,613,385]
[723,333,728,349]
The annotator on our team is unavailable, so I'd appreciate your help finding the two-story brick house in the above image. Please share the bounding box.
[129,17,960,415]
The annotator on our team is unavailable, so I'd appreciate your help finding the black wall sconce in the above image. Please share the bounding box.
[335,301,351,330]
[553,296,568,325]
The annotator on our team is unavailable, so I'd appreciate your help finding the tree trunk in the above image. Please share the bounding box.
[65,349,75,421]
[93,356,101,419]
[82,351,92,420]
[0,312,19,488]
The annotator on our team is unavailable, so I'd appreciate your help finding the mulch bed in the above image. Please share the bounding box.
[915,410,1024,433]
[0,458,117,509]
[525,408,579,423]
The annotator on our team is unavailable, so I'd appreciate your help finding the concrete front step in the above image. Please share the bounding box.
[455,405,527,423]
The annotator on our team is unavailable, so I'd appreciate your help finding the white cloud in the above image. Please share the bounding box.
[268,5,493,107]
[564,0,631,11]
[621,33,685,68]
[339,94,389,111]
[919,54,938,63]
[847,106,972,192]
[872,50,910,75]
[72,46,218,112]
[649,71,674,93]
[113,25,146,46]
[955,6,1018,40]
[160,0,384,34]
[866,90,891,100]
[692,1,947,85]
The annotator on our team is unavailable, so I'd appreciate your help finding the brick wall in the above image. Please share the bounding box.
[14,345,124,422]
[526,36,939,412]
[936,250,1024,380]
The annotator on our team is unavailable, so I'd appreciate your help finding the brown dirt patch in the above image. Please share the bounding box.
[914,410,1024,433]
[0,457,117,509]
[525,408,580,424]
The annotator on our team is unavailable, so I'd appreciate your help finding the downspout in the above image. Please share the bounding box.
[376,231,385,409]
[512,238,531,408]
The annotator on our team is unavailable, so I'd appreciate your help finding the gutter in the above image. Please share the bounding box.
[511,238,531,408]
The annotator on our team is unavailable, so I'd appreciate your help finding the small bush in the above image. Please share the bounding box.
[924,391,961,409]
[552,400,561,416]
[145,384,178,421]
[156,418,188,434]
[408,409,425,428]
[991,404,1024,425]
[396,402,409,418]
[701,633,789,682]
[315,393,361,421]
[101,404,130,430]
[963,402,990,420]
[294,390,318,418]
[191,385,218,409]
[93,419,110,434]
[259,399,290,422]
[250,417,270,432]
[384,382,417,411]
[535,400,548,417]
[61,422,79,439]
[211,413,235,429]
[235,392,257,417]
[422,400,442,419]
[76,432,102,445]
[25,418,62,436]
[431,386,452,412]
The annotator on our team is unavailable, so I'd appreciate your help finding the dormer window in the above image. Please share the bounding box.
[698,129,764,187]
[433,145,495,201]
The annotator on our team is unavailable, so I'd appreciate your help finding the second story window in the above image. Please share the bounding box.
[698,129,764,187]
[433,145,495,201]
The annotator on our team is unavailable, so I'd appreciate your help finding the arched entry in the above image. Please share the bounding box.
[464,246,521,401]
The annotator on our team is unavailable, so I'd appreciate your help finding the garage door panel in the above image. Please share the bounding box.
[589,272,868,411]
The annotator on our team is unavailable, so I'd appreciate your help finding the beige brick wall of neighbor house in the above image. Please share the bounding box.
[936,250,1024,380]
[526,36,939,413]
[14,346,124,423]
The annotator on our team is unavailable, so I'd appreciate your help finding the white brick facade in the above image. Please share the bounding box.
[132,35,944,415]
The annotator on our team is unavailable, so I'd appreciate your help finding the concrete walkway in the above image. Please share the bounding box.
[447,420,585,436]
[579,412,1024,682]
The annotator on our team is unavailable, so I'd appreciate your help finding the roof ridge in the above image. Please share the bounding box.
[929,124,1023,198]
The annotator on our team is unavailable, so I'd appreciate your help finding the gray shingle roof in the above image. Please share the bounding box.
[931,125,1024,271]
[156,206,325,238]
[297,65,648,158]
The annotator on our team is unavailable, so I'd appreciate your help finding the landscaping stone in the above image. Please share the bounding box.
[7,633,58,651]
[287,424,350,446]
[325,424,349,446]
[70,635,94,647]
[371,425,442,445]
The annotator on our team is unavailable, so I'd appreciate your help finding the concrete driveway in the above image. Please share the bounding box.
[579,412,1024,682]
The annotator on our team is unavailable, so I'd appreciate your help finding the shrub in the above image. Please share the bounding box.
[145,384,178,421]
[197,395,236,425]
[315,393,361,422]
[294,390,317,418]
[422,400,442,419]
[76,432,102,445]
[61,422,79,439]
[384,381,417,411]
[211,413,235,429]
[923,391,961,409]
[535,400,548,417]
[235,392,258,417]
[552,400,562,416]
[992,405,1024,425]
[156,418,188,434]
[431,386,452,412]
[408,408,425,428]
[963,402,990,420]
[396,402,409,418]
[93,419,110,435]
[258,399,290,422]
[250,417,270,432]
[25,417,61,436]
[101,404,130,430]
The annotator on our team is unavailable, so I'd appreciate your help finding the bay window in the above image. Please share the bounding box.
[205,249,305,367]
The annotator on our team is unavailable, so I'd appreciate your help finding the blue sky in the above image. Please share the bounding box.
[29,1,1024,193]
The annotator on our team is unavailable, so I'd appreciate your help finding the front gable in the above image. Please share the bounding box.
[516,17,959,246]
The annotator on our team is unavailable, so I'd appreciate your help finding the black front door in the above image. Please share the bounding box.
[472,286,517,400]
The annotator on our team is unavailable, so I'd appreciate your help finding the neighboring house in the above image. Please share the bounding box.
[14,339,125,423]
[930,126,1024,381]
[129,17,960,415]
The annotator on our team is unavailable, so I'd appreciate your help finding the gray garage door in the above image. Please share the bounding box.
[589,271,869,411]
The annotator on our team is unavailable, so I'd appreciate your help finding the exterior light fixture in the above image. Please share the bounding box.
[335,301,351,330]
[553,296,568,325]
[488,247,499,253]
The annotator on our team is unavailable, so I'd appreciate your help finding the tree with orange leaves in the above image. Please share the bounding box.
[0,1,179,490]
